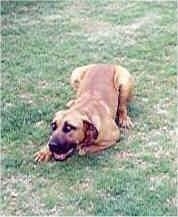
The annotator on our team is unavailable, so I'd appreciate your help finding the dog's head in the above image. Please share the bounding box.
[48,110,98,161]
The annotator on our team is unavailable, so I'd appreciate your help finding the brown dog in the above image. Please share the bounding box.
[34,64,134,162]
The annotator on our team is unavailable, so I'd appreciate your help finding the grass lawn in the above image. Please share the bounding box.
[1,0,177,215]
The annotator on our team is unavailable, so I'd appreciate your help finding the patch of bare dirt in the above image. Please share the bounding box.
[70,177,93,192]
[105,2,137,12]
[1,175,45,215]
[19,92,33,104]
[34,120,45,128]
[68,11,159,48]
[38,80,49,89]
[115,151,134,159]
[42,14,62,22]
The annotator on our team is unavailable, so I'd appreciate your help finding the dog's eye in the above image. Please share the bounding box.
[51,121,57,131]
[63,122,76,133]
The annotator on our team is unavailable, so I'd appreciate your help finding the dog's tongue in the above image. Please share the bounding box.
[53,148,74,161]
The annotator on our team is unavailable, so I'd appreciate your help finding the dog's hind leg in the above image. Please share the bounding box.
[70,64,96,92]
[118,84,134,128]
[67,65,96,108]
[114,65,134,129]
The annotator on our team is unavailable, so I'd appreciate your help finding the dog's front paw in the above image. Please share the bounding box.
[66,100,75,108]
[34,147,52,162]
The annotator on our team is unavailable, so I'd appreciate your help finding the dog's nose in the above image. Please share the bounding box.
[49,142,59,153]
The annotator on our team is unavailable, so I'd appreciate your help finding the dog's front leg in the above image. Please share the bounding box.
[78,141,116,155]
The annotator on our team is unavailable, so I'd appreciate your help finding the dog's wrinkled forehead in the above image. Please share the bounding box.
[53,110,88,128]
[64,113,85,128]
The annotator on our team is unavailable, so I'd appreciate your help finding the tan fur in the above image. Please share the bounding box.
[34,64,134,162]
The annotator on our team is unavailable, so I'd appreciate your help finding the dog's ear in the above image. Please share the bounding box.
[83,120,98,145]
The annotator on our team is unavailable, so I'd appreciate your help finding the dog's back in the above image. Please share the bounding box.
[77,64,118,113]
[78,64,114,91]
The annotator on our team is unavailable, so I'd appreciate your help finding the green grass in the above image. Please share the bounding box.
[1,0,177,215]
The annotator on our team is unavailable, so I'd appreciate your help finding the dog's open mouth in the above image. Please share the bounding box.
[52,148,75,161]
